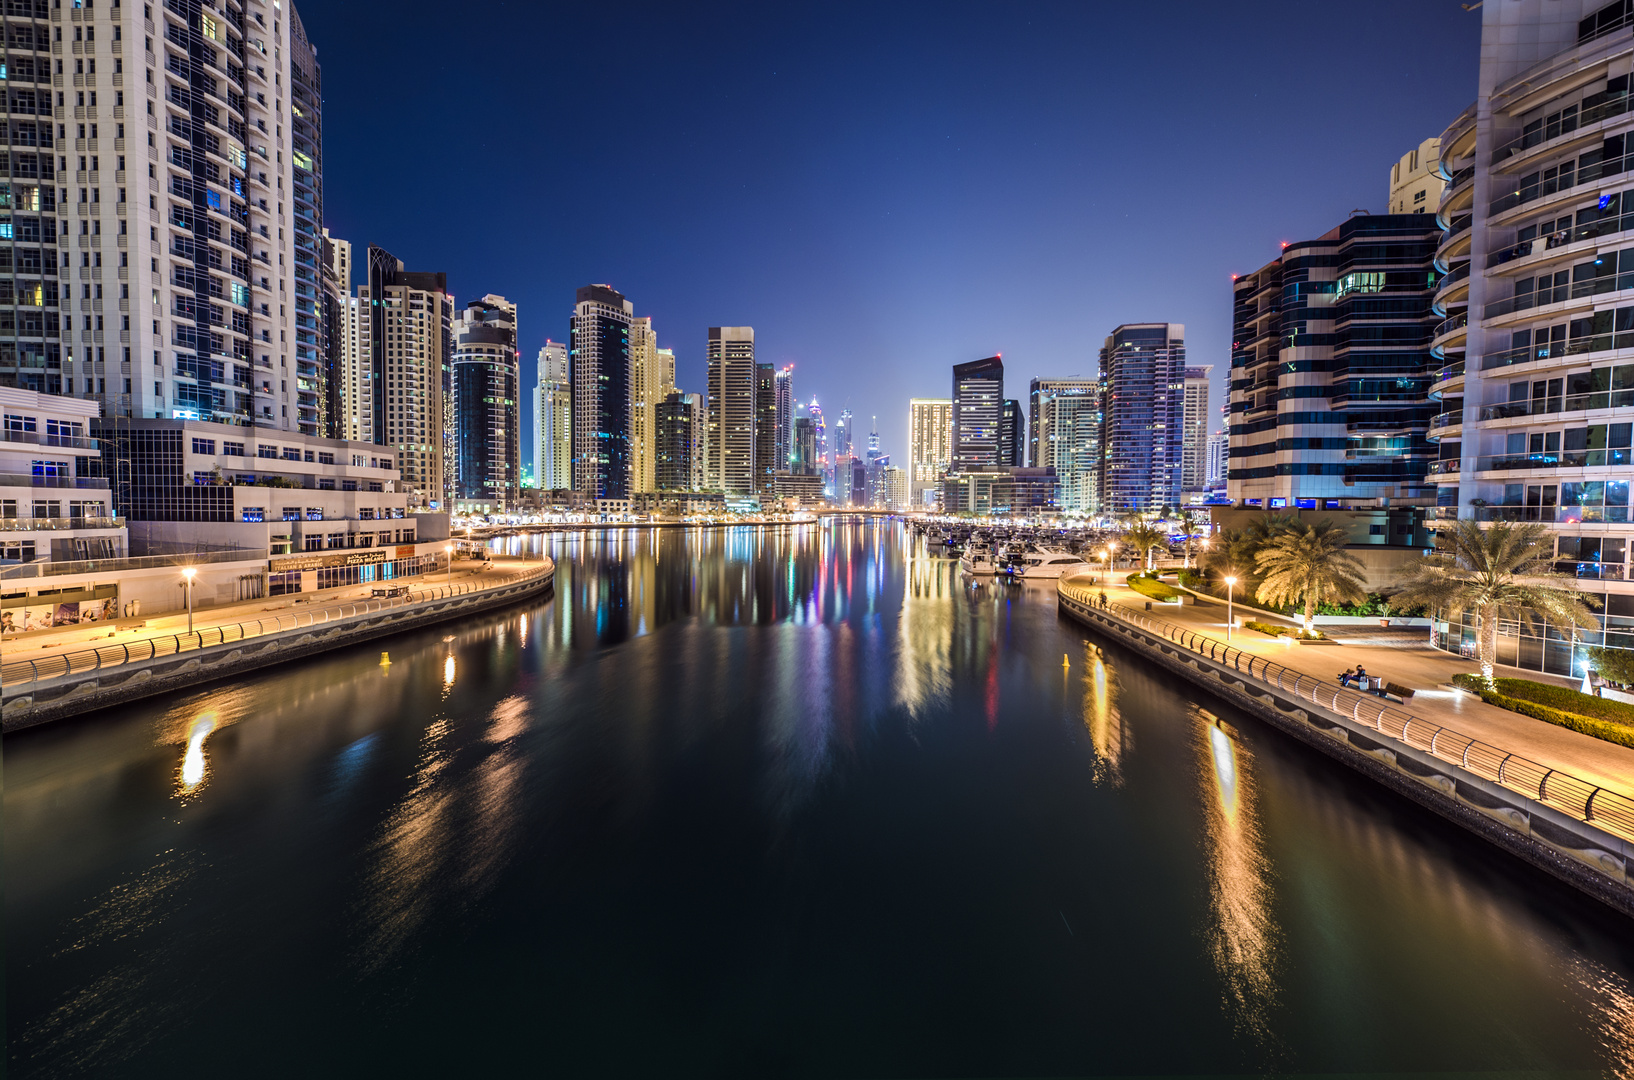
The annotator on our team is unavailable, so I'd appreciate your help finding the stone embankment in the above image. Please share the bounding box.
[1,559,554,731]
[1056,576,1634,919]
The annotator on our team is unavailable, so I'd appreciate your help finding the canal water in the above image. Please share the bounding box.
[6,520,1633,1078]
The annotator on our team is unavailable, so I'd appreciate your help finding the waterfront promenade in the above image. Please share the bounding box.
[1074,574,1634,798]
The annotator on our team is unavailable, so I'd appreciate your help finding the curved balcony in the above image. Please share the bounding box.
[1491,92,1631,172]
[1431,312,1468,359]
[1431,361,1465,400]
[1435,213,1473,264]
[1482,269,1634,323]
[1427,410,1463,443]
[1488,147,1634,222]
[1473,450,1630,473]
[1441,164,1476,214]
[1441,102,1477,164]
[1427,459,1462,476]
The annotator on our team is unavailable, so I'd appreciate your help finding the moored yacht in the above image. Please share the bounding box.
[1001,548,1093,580]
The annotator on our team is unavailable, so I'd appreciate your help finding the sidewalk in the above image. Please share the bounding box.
[1073,574,1634,796]
[0,556,549,668]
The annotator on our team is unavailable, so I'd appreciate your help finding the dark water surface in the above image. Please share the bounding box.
[6,521,1634,1078]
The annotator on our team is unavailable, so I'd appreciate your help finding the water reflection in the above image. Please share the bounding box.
[1082,645,1124,784]
[1195,709,1283,1056]
[178,713,217,794]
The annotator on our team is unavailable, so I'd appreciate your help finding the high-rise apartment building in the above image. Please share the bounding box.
[1101,324,1185,513]
[792,413,817,474]
[289,13,326,436]
[1389,137,1444,216]
[1031,380,1101,513]
[655,389,702,491]
[1229,217,1439,509]
[570,285,633,499]
[907,398,953,507]
[1000,398,1022,467]
[1206,428,1230,499]
[774,365,794,470]
[452,295,519,512]
[952,356,1004,469]
[706,326,755,495]
[755,361,777,494]
[323,230,369,442]
[362,247,451,508]
[534,340,570,491]
[0,0,317,441]
[1182,366,1212,497]
[1430,0,1634,672]
[629,316,674,494]
[1027,379,1097,468]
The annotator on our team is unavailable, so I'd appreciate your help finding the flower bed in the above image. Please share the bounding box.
[1451,674,1634,749]
[1244,620,1325,640]
[1125,573,1181,601]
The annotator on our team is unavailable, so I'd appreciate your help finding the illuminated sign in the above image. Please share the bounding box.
[271,549,389,572]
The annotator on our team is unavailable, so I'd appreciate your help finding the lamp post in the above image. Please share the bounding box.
[1105,541,1117,581]
[1224,575,1237,642]
[182,566,196,634]
[445,544,454,583]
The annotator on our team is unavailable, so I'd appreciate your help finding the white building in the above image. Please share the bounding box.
[3,0,322,436]
[1182,365,1212,496]
[534,340,570,490]
[1389,137,1444,216]
[0,387,126,566]
[706,326,756,495]
[907,398,952,507]
[1431,0,1634,673]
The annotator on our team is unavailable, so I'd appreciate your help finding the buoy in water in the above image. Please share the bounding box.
[379,651,391,667]
[1063,653,1070,668]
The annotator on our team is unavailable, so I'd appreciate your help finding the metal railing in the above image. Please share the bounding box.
[1478,390,1634,420]
[1056,578,1634,843]
[0,546,266,581]
[0,429,99,451]
[0,473,110,490]
[0,561,555,690]
[0,516,124,532]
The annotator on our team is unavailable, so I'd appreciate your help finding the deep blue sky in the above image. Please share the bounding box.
[303,0,1482,466]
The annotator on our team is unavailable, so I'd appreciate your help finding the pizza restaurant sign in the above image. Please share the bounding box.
[271,550,390,572]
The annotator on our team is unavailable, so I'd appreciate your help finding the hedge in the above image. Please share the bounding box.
[1125,573,1181,601]
[1451,675,1634,750]
[1245,620,1324,640]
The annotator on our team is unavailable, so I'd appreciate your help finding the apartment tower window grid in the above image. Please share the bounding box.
[951,355,1003,470]
[1100,324,1185,513]
[452,294,519,510]
[706,325,755,495]
[570,284,633,499]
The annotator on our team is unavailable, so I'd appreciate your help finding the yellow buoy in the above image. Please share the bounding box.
[1063,653,1070,669]
[379,651,391,667]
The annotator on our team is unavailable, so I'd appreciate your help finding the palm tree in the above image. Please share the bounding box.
[1253,522,1368,635]
[1178,508,1203,568]
[1122,521,1169,572]
[1393,520,1600,685]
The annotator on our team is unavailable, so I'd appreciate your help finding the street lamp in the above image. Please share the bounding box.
[1224,575,1237,642]
[182,566,196,634]
[1105,541,1117,581]
[445,544,454,583]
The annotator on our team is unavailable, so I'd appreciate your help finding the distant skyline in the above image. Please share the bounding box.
[302,1,1482,462]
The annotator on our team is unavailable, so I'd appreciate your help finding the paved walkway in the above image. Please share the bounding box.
[1069,574,1634,796]
[0,556,551,674]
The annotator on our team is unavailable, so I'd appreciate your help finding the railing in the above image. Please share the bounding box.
[1479,390,1634,420]
[0,547,265,581]
[1473,450,1632,471]
[1436,262,1471,290]
[1491,90,1633,165]
[0,561,555,691]
[1480,325,1634,370]
[1440,214,1473,241]
[1435,361,1466,384]
[1476,505,1633,525]
[1427,459,1462,475]
[0,429,99,451]
[0,516,124,532]
[1490,149,1634,218]
[1430,411,1464,430]
[1056,580,1634,844]
[0,473,110,490]
[1445,163,1476,192]
[1434,313,1468,340]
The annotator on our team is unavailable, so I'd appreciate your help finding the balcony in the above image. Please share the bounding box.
[1489,147,1634,219]
[1427,459,1461,475]
[1476,505,1634,530]
[0,474,110,490]
[1477,389,1634,421]
[1473,450,1631,472]
[1430,410,1464,431]
[0,429,100,451]
[1491,88,1633,169]
[1431,312,1468,358]
[0,515,125,532]
[1436,213,1473,263]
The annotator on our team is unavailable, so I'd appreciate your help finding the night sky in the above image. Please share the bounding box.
[301,1,1481,467]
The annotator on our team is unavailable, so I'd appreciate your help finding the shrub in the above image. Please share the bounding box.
[1125,573,1181,601]
[1585,646,1634,687]
[1244,620,1324,640]
[1450,674,1634,749]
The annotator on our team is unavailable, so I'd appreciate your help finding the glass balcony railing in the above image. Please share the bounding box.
[1435,361,1466,384]
[0,429,99,451]
[1478,390,1634,420]
[0,516,124,532]
[1481,329,1634,370]
[1427,459,1462,475]
[1474,450,1633,471]
[1490,90,1632,165]
[1434,312,1468,339]
[1477,505,1634,530]
[1482,268,1634,320]
[1430,411,1464,429]
[1490,149,1634,218]
[0,474,110,490]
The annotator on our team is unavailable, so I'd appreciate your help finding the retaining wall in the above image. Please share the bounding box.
[1,563,554,731]
[1056,580,1634,920]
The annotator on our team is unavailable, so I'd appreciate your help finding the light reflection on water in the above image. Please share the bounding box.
[5,520,1634,1077]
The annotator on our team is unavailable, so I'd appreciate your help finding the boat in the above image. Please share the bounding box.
[1001,548,1094,580]
[960,542,1002,576]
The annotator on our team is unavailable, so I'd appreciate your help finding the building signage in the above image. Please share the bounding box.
[395,545,417,558]
[271,549,389,572]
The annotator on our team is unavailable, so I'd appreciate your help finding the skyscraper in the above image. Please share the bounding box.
[363,247,452,508]
[1000,398,1023,467]
[1230,217,1438,508]
[793,414,818,474]
[1101,324,1185,513]
[1,0,317,435]
[952,356,1004,469]
[570,285,634,499]
[629,317,675,494]
[833,408,854,502]
[656,390,699,491]
[706,326,756,495]
[1427,0,1634,673]
[324,231,370,443]
[775,366,795,471]
[289,15,326,436]
[908,398,953,507]
[1032,380,1101,514]
[452,296,520,511]
[534,341,571,491]
[755,361,777,494]
[1182,366,1212,498]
